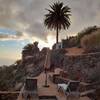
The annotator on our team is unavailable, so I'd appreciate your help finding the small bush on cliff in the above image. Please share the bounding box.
[62,36,77,48]
[81,29,100,52]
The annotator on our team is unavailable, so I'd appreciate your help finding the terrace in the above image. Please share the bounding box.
[17,72,91,100]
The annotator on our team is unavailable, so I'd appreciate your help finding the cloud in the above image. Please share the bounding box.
[0,32,24,40]
[0,0,100,41]
[66,0,100,34]
[0,0,50,41]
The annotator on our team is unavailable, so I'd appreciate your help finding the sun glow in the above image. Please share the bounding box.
[46,35,55,49]
[30,35,55,49]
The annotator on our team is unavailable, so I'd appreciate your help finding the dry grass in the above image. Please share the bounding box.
[81,29,100,52]
[65,47,84,56]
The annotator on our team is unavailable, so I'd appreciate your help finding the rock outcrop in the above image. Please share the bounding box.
[21,42,49,77]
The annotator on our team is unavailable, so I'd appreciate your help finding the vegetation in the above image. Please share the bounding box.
[76,26,98,47]
[57,26,99,49]
[81,29,100,52]
[0,61,26,91]
[0,65,17,90]
[62,36,77,48]
[22,41,39,58]
[44,1,71,44]
[22,44,34,55]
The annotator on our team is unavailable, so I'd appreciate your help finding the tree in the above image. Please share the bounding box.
[22,42,40,59]
[22,43,34,55]
[44,1,71,44]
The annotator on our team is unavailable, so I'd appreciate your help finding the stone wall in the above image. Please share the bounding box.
[63,52,100,82]
[51,50,100,82]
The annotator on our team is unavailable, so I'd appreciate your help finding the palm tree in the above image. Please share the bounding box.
[44,1,71,44]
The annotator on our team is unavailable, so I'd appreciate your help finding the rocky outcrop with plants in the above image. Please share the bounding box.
[0,42,48,91]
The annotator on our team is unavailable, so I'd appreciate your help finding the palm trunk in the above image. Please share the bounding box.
[56,26,59,44]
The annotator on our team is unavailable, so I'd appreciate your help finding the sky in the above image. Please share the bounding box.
[0,0,100,65]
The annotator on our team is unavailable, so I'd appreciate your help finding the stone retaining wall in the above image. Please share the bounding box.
[63,52,100,81]
[51,50,100,82]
